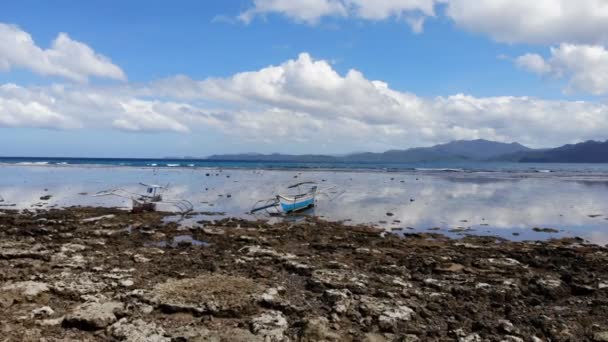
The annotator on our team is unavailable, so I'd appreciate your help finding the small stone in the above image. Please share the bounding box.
[2,281,50,300]
[31,306,54,318]
[300,316,340,341]
[459,334,482,342]
[133,254,151,263]
[120,279,135,287]
[109,318,170,342]
[251,310,288,340]
[63,301,124,330]
[37,317,64,326]
[501,336,524,342]
[594,331,608,342]
[378,305,415,331]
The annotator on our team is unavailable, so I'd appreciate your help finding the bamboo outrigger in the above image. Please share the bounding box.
[95,183,193,213]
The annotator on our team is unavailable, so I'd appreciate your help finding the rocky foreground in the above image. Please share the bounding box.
[1,208,608,341]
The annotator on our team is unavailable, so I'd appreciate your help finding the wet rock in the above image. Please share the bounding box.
[459,333,482,342]
[51,271,108,296]
[284,260,313,275]
[435,263,465,273]
[2,281,50,301]
[37,316,64,326]
[133,254,151,263]
[485,258,522,267]
[300,316,340,341]
[171,326,262,342]
[81,214,116,223]
[120,279,134,287]
[63,301,124,330]
[108,318,170,342]
[60,243,87,253]
[358,296,414,332]
[309,269,368,293]
[532,276,565,298]
[324,289,352,314]
[594,332,608,342]
[571,283,595,296]
[202,227,225,235]
[147,274,263,316]
[242,245,296,261]
[498,319,518,334]
[251,310,288,341]
[0,242,50,260]
[501,336,524,342]
[40,195,52,201]
[31,306,54,318]
[377,305,415,331]
[361,333,391,342]
[533,227,559,233]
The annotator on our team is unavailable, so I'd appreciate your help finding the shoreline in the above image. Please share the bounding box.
[3,162,608,182]
[1,207,608,341]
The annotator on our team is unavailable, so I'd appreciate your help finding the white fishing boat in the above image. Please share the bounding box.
[95,183,193,213]
[250,182,318,214]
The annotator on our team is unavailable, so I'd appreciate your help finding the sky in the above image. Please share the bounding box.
[1,0,608,157]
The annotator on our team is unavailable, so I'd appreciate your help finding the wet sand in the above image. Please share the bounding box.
[2,206,608,341]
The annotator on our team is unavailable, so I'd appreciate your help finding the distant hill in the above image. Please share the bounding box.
[514,140,608,163]
[207,139,532,163]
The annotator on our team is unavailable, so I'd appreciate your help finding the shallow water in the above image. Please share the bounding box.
[0,165,607,244]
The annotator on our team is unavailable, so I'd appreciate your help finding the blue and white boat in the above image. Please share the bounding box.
[250,182,318,214]
[277,184,317,213]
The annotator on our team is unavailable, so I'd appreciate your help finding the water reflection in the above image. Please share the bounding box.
[0,165,607,244]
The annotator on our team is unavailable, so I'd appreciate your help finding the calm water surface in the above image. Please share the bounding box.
[0,165,607,244]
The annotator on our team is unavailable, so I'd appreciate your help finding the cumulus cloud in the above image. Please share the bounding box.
[516,44,608,95]
[238,1,608,44]
[445,0,608,45]
[0,23,126,82]
[239,0,442,32]
[3,53,606,151]
[239,0,347,24]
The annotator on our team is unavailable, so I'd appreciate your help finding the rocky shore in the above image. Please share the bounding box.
[1,207,608,341]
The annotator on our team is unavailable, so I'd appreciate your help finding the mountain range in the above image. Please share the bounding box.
[206,139,608,163]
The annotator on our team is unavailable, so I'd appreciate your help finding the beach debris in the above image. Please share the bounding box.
[94,183,193,214]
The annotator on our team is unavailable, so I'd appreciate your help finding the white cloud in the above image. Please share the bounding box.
[239,0,441,32]
[516,54,552,75]
[239,0,608,44]
[0,23,126,83]
[2,53,608,151]
[0,84,78,129]
[239,0,347,24]
[516,44,608,95]
[445,0,608,45]
[347,0,438,19]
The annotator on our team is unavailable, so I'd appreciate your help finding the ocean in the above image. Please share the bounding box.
[3,156,608,174]
[1,161,607,244]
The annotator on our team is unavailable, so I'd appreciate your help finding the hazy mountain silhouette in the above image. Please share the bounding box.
[207,139,532,163]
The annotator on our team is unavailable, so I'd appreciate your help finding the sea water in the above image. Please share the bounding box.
[0,163,607,244]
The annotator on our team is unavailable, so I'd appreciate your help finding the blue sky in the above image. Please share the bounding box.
[0,1,607,157]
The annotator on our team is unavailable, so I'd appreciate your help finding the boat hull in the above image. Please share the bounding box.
[278,194,315,213]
